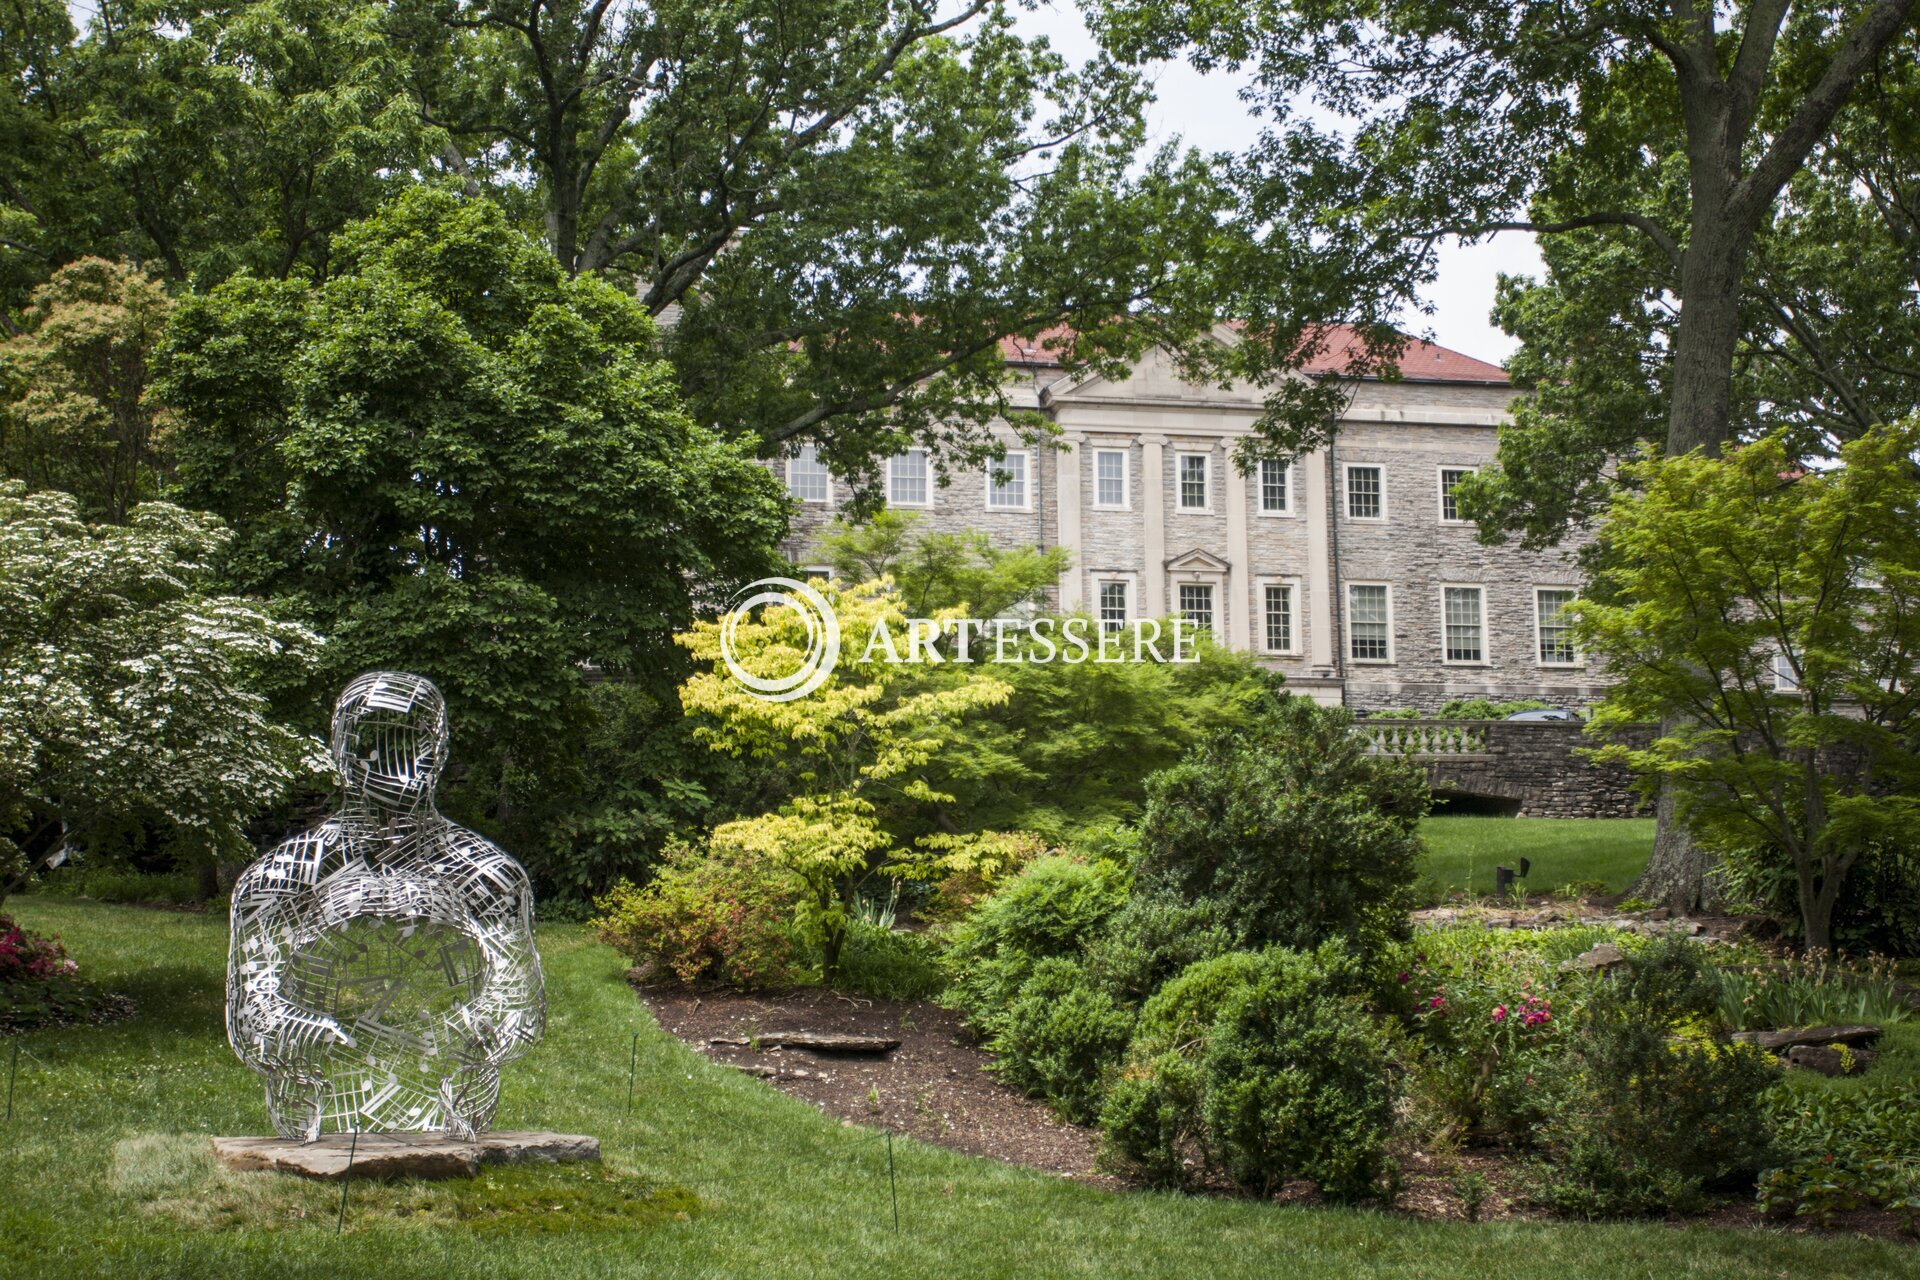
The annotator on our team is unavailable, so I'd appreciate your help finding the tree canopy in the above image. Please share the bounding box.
[1087,0,1918,474]
[2,0,1405,493]
[0,256,173,522]
[155,187,790,868]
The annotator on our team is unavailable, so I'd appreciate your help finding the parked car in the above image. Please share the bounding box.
[1505,707,1580,721]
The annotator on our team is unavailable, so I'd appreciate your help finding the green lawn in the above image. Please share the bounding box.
[2,899,1908,1280]
[1418,817,1656,901]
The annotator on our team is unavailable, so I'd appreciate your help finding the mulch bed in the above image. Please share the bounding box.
[631,976,1918,1242]
[636,982,1113,1186]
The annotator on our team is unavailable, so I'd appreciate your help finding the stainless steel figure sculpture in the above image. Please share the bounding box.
[227,672,545,1141]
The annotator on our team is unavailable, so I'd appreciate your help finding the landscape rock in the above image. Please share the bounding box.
[1731,1024,1881,1053]
[211,1130,601,1181]
[1784,1045,1877,1076]
[1559,942,1628,972]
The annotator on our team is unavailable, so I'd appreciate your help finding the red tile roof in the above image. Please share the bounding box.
[999,323,1508,385]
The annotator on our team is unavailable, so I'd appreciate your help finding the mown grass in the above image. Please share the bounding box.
[1419,817,1656,901]
[1,899,1909,1280]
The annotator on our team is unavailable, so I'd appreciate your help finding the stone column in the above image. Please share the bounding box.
[1305,447,1335,667]
[1141,434,1167,617]
[1056,434,1083,610]
[1225,443,1250,650]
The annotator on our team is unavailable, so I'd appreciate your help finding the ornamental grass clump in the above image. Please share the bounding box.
[1713,953,1912,1032]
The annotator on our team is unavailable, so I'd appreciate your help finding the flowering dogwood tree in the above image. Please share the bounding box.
[0,484,326,903]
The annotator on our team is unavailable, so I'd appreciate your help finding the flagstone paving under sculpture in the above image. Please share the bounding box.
[225,672,547,1142]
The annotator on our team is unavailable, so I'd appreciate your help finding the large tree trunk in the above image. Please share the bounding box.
[1633,784,1725,914]
[1631,209,1752,910]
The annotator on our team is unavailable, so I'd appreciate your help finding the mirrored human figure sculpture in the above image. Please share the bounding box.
[227,672,545,1141]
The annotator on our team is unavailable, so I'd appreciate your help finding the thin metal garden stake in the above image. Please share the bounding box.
[626,1032,639,1116]
[5,1039,16,1122]
[886,1131,899,1233]
[335,1130,358,1235]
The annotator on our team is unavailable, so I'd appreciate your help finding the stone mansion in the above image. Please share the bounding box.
[779,327,1609,712]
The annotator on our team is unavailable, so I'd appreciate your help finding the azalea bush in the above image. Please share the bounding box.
[0,914,88,1029]
[590,842,805,989]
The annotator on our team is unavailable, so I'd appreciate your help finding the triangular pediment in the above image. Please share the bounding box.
[1041,328,1301,408]
[1165,547,1231,573]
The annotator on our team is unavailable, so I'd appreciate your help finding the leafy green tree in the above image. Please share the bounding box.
[1580,424,1920,950]
[1472,34,1920,545]
[0,0,425,307]
[0,257,172,521]
[916,632,1282,841]
[817,510,1070,619]
[155,187,790,891]
[0,483,324,905]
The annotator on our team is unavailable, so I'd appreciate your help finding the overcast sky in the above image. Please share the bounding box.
[1015,2,1544,366]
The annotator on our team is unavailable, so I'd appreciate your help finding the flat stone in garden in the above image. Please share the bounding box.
[708,1031,900,1054]
[1558,942,1628,972]
[211,1131,601,1180]
[1730,1024,1880,1052]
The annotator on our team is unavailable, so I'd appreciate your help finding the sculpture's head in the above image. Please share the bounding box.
[330,672,450,815]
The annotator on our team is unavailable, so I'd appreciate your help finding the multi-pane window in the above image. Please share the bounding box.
[1536,588,1578,665]
[1178,583,1215,631]
[1263,584,1294,653]
[887,449,929,506]
[1346,465,1384,519]
[986,452,1029,509]
[1259,460,1290,513]
[1443,586,1485,663]
[1772,651,1803,692]
[788,444,831,503]
[1438,467,1475,522]
[1098,581,1129,633]
[1178,454,1210,511]
[1349,584,1390,661]
[1094,449,1128,508]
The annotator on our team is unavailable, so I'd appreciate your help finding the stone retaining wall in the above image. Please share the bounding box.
[1364,719,1650,819]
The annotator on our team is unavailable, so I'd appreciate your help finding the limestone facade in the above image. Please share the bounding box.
[779,337,1611,712]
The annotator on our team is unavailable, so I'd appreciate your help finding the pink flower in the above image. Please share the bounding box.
[1398,971,1411,983]
[1492,1005,1508,1022]
[1429,995,1446,1009]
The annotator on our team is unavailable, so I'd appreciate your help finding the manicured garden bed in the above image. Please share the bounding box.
[3,900,1914,1280]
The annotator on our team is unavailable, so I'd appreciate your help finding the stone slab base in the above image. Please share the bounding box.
[212,1131,601,1181]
